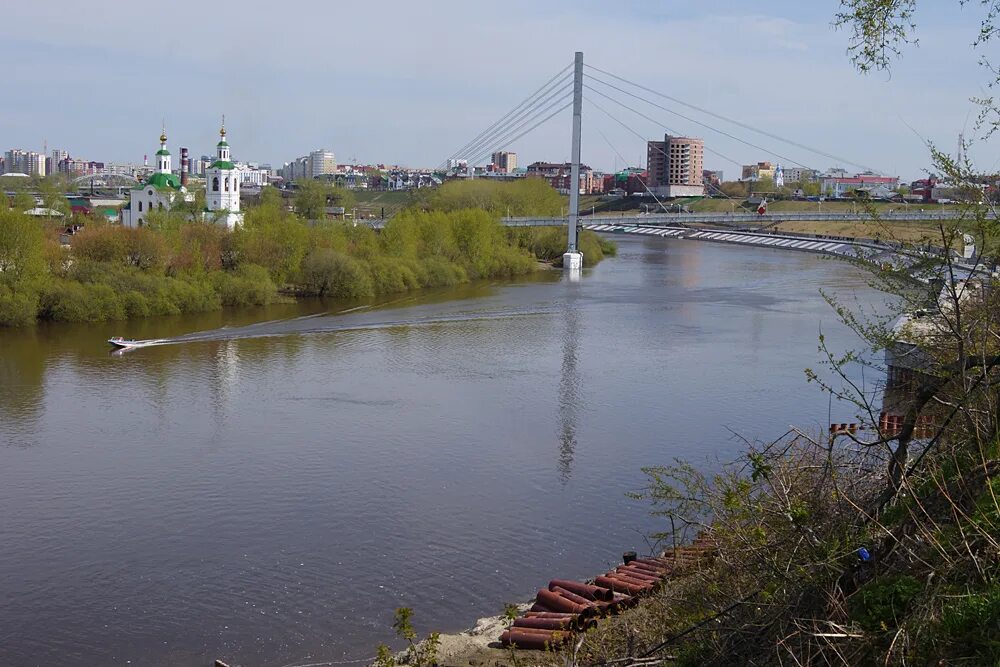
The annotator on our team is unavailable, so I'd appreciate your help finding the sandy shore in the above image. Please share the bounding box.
[400,603,536,667]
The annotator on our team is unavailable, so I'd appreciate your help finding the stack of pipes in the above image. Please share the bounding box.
[501,539,718,650]
[500,555,673,649]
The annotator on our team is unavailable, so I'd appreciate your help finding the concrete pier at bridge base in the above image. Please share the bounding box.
[562,251,583,271]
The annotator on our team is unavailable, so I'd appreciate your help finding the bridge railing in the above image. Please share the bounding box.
[503,210,987,226]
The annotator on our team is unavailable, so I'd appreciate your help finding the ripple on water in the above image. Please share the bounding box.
[0,237,884,666]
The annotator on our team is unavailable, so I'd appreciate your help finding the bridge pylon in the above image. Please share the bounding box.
[563,51,584,273]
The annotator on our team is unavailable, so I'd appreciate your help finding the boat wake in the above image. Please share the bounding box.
[107,305,557,353]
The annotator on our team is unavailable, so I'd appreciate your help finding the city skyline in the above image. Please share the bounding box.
[2,1,996,179]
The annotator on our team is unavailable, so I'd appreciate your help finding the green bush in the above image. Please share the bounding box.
[39,281,125,322]
[851,575,924,632]
[299,248,374,298]
[121,291,151,319]
[210,264,277,307]
[928,581,1000,659]
[508,227,617,266]
[368,257,421,294]
[418,257,467,286]
[0,285,38,326]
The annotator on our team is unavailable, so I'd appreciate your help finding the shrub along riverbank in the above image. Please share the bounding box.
[0,179,615,327]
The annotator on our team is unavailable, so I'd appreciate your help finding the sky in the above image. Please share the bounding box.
[2,0,998,180]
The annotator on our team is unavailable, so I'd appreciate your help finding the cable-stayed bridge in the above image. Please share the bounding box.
[435,51,916,265]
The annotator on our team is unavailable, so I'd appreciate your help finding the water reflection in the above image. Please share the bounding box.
[0,329,45,446]
[557,281,581,483]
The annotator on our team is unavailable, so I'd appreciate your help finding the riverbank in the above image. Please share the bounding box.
[0,203,615,327]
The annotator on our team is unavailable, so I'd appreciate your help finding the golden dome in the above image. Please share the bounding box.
[160,132,167,143]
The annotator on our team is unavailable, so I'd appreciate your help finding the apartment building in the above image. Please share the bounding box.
[490,151,517,174]
[647,135,704,197]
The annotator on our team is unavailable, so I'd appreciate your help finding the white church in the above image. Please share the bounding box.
[203,123,244,229]
[121,130,192,228]
[121,122,244,229]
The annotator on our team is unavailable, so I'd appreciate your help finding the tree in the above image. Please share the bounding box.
[717,180,748,198]
[788,180,822,196]
[37,177,71,217]
[751,176,776,194]
[0,209,46,288]
[606,11,1000,666]
[257,185,285,210]
[294,179,355,220]
[424,178,563,217]
[835,0,1000,136]
[298,247,373,298]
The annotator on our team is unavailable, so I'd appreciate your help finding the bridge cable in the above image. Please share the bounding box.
[452,78,573,167]
[585,63,884,174]
[441,76,571,170]
[438,62,573,169]
[466,101,575,173]
[585,74,815,172]
[585,96,673,215]
[464,92,575,169]
[464,98,573,171]
[457,81,573,168]
[439,62,570,168]
[583,89,747,210]
[584,83,745,171]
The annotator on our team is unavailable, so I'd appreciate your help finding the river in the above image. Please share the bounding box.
[0,235,882,666]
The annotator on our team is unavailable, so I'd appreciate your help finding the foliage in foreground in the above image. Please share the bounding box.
[533,148,1000,665]
[373,607,440,667]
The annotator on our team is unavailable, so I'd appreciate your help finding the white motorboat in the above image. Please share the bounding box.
[107,337,166,349]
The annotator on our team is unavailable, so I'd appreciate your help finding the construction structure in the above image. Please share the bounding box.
[646,135,705,197]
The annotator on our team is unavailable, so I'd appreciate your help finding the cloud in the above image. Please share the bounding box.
[1,1,991,178]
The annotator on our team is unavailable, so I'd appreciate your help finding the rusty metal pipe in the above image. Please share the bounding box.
[524,611,578,619]
[550,586,600,609]
[500,628,570,650]
[607,573,654,591]
[595,575,646,596]
[626,561,669,575]
[524,611,591,631]
[615,566,661,582]
[606,571,655,589]
[513,617,574,630]
[535,588,593,616]
[548,579,614,602]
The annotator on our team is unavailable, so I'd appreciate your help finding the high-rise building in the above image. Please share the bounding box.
[490,151,517,173]
[646,140,666,187]
[307,149,336,178]
[3,149,46,176]
[279,149,336,182]
[50,149,68,175]
[647,135,704,197]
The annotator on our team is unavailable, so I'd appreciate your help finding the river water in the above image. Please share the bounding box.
[0,236,884,666]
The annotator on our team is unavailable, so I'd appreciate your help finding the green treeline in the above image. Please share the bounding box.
[0,178,615,327]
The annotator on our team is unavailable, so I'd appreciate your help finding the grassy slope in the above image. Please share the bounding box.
[353,190,417,218]
[570,195,951,242]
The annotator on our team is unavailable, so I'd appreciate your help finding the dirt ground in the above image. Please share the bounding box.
[772,219,940,243]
